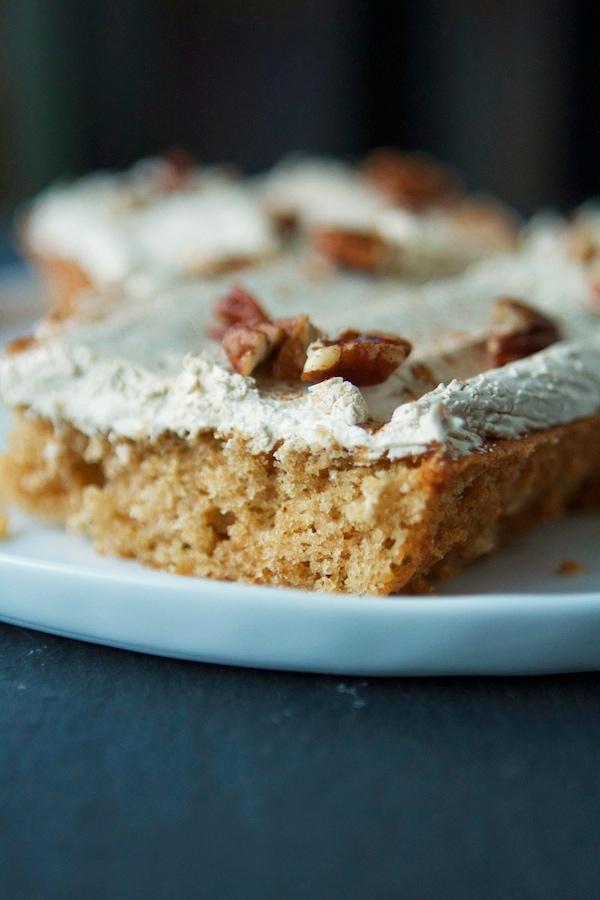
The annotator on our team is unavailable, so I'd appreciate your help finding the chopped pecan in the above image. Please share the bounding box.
[214,287,408,384]
[209,285,270,339]
[272,315,322,380]
[312,228,387,272]
[487,297,561,367]
[555,558,587,576]
[223,321,284,376]
[155,147,195,192]
[5,334,37,354]
[301,330,412,386]
[271,210,298,237]
[363,149,459,211]
[205,323,230,341]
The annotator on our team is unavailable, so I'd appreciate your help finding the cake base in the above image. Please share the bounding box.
[4,412,600,594]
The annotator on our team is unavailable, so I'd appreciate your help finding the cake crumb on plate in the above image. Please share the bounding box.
[555,559,587,576]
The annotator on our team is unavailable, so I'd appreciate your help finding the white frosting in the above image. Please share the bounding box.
[25,161,277,284]
[572,203,600,237]
[26,154,515,291]
[523,205,600,262]
[259,156,390,229]
[259,156,510,267]
[2,247,600,461]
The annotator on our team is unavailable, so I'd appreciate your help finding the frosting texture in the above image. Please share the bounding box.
[25,162,277,283]
[3,240,600,461]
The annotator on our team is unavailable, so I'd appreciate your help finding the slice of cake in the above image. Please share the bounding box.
[2,243,599,595]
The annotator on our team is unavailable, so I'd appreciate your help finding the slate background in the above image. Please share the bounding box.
[2,622,600,900]
[3,0,600,214]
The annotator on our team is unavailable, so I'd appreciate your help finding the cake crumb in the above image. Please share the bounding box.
[336,681,369,709]
[555,559,587,576]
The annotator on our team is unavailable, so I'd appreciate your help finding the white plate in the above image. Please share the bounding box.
[1,267,600,676]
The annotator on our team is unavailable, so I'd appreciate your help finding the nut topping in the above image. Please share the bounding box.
[487,297,561,367]
[363,149,459,211]
[312,228,387,272]
[215,284,270,327]
[213,286,410,385]
[301,330,412,386]
[272,315,322,380]
[209,285,270,339]
[271,210,298,237]
[223,321,284,376]
[154,147,195,192]
[5,335,37,355]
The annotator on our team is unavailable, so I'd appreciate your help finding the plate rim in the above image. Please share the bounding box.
[2,550,600,612]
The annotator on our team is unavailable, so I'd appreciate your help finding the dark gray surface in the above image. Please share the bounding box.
[1,623,600,900]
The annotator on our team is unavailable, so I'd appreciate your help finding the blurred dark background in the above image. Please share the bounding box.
[1,0,598,215]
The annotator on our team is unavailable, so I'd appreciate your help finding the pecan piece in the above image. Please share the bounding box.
[487,297,561,367]
[209,285,270,339]
[272,315,322,380]
[223,321,284,376]
[271,210,298,237]
[363,149,459,211]
[312,228,387,272]
[5,335,37,355]
[155,147,195,192]
[301,330,412,386]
